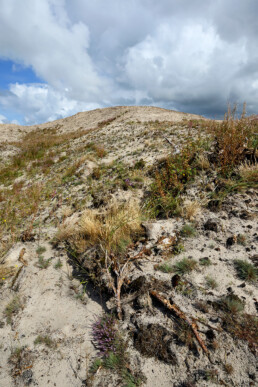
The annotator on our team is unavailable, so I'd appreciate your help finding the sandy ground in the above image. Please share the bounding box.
[0,106,257,387]
[0,106,204,143]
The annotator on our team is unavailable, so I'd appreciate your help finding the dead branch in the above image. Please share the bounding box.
[104,249,131,320]
[150,290,209,355]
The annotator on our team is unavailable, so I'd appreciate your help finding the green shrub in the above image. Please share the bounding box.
[233,260,257,282]
[180,224,196,237]
[155,263,173,273]
[172,257,197,275]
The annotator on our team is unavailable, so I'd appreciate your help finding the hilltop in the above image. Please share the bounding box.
[0,106,257,386]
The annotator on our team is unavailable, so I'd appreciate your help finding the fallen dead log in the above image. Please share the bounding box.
[150,290,209,355]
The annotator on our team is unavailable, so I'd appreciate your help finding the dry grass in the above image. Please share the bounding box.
[55,200,143,255]
[195,153,210,170]
[238,161,258,182]
[180,198,201,221]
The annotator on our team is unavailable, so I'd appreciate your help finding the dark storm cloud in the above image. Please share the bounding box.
[0,0,257,123]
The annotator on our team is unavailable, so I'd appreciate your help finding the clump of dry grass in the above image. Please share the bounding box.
[55,201,143,255]
[238,161,258,182]
[180,198,201,221]
[195,153,210,170]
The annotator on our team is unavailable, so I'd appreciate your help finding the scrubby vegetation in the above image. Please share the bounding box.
[0,105,257,386]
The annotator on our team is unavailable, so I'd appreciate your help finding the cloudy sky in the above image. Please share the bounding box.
[0,0,257,125]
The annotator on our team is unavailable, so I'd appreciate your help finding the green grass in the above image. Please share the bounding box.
[4,296,22,324]
[221,295,245,314]
[233,260,257,282]
[205,276,218,289]
[172,257,197,275]
[236,234,247,246]
[155,262,173,273]
[54,259,63,269]
[180,224,196,237]
[36,246,47,255]
[37,256,51,269]
[34,335,56,348]
[199,257,212,266]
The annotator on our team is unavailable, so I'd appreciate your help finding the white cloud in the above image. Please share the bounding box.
[0,83,100,125]
[0,0,110,102]
[0,114,7,123]
[0,0,258,123]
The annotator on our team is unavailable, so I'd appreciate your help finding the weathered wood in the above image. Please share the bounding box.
[150,289,209,355]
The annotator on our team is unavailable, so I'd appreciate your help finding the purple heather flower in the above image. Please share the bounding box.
[91,314,118,357]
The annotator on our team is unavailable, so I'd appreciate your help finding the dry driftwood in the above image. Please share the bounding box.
[150,289,209,355]
[104,246,153,319]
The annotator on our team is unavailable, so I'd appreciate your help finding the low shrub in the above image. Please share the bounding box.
[172,257,197,275]
[233,260,257,282]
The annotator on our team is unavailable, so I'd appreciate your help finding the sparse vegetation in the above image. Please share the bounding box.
[37,256,51,269]
[236,234,247,246]
[36,246,46,255]
[172,257,197,275]
[205,276,218,289]
[54,259,63,269]
[180,198,201,221]
[147,144,197,218]
[224,363,234,375]
[155,262,173,273]
[1,106,257,385]
[220,294,245,314]
[180,223,196,238]
[34,335,56,348]
[208,104,257,176]
[233,260,257,282]
[55,200,143,255]
[90,314,143,386]
[4,296,23,324]
[199,257,212,266]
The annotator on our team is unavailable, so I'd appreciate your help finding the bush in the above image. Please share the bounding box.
[209,104,257,176]
[147,143,197,218]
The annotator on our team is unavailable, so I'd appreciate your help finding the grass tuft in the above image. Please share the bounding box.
[180,224,196,238]
[205,276,218,289]
[172,257,197,275]
[55,200,143,255]
[233,260,257,282]
[4,296,23,324]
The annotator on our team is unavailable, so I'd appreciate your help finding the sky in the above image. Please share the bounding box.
[0,0,258,125]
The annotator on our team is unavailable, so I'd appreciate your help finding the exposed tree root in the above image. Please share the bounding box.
[150,289,209,355]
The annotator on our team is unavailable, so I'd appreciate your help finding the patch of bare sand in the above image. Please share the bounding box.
[0,105,205,143]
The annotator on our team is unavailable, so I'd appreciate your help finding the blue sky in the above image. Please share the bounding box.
[0,0,258,125]
[0,59,43,89]
[0,59,44,123]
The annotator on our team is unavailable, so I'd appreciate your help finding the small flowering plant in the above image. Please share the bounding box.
[91,314,118,357]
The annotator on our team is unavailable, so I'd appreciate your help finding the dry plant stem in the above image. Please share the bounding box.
[104,249,130,320]
[104,245,150,319]
[150,290,209,355]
